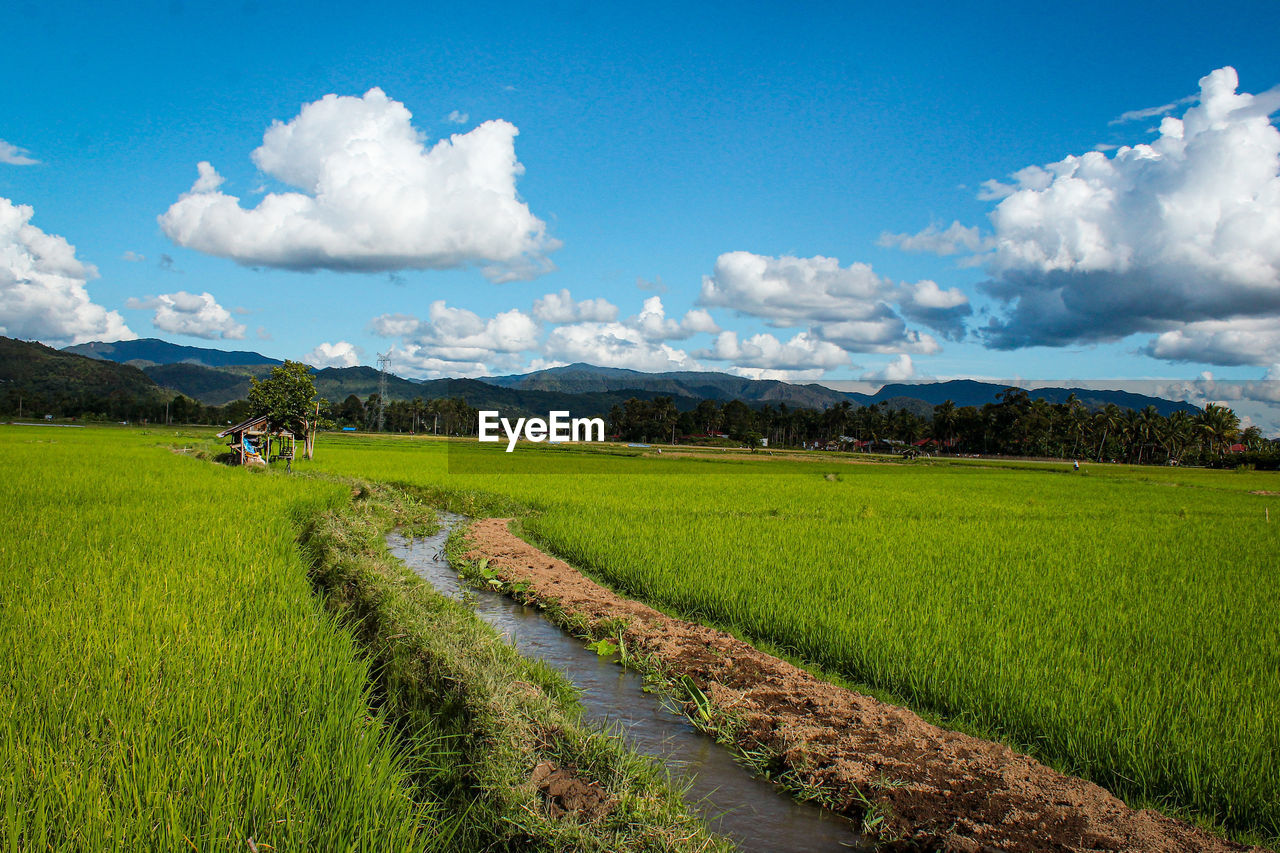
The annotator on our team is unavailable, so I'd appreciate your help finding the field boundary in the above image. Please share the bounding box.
[457,515,1269,853]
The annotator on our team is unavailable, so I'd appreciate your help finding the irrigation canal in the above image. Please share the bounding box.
[386,513,865,853]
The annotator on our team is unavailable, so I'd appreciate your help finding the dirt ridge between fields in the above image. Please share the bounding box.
[463,517,1266,853]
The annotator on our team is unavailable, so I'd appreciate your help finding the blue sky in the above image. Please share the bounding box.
[3,1,1280,422]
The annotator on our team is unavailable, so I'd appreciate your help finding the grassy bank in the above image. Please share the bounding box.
[309,434,1280,843]
[298,477,729,852]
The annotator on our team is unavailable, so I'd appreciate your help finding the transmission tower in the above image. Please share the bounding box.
[377,351,391,432]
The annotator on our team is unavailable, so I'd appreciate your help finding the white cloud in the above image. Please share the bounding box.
[977,67,1280,353]
[724,366,828,381]
[370,300,538,375]
[0,140,38,166]
[895,279,971,339]
[632,295,721,340]
[878,221,988,255]
[0,197,133,345]
[1144,318,1280,366]
[1109,94,1196,125]
[815,319,940,354]
[159,88,556,280]
[306,340,361,368]
[121,251,145,262]
[543,321,699,371]
[445,110,469,125]
[127,290,246,340]
[706,329,850,372]
[864,354,915,381]
[532,288,618,323]
[390,346,493,379]
[699,251,967,348]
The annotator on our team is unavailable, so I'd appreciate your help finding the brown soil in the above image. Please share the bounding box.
[530,760,613,821]
[1250,490,1279,496]
[464,518,1266,853]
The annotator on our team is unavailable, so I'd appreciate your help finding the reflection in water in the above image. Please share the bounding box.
[386,513,865,853]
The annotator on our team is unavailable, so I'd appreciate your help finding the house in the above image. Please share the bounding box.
[217,415,295,467]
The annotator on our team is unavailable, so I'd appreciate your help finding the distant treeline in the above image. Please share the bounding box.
[0,386,251,426]
[7,381,1276,467]
[607,389,1278,466]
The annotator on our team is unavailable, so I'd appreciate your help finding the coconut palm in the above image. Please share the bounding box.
[1196,403,1241,457]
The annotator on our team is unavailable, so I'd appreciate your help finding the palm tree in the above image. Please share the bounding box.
[1196,403,1241,457]
[1065,395,1088,459]
[932,400,958,451]
[1094,404,1122,462]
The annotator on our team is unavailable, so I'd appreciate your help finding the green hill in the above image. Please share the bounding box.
[141,363,273,406]
[0,337,168,418]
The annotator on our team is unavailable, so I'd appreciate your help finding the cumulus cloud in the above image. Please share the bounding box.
[706,330,850,373]
[370,300,538,376]
[121,251,145,262]
[632,296,721,340]
[1153,374,1280,409]
[305,340,361,368]
[976,67,1280,355]
[532,288,618,323]
[700,251,963,349]
[389,346,493,379]
[0,197,133,345]
[445,110,469,124]
[878,221,989,255]
[543,322,699,372]
[0,140,38,166]
[159,88,556,280]
[127,290,245,340]
[864,354,915,381]
[1143,318,1280,366]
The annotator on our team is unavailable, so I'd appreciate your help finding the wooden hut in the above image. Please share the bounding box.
[218,415,295,467]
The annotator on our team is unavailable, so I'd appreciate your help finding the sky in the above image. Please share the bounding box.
[3,1,1280,427]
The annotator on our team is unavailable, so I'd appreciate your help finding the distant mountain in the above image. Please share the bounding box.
[317,369,706,419]
[861,379,1199,416]
[51,341,1204,420]
[0,337,167,412]
[484,363,851,408]
[64,338,283,369]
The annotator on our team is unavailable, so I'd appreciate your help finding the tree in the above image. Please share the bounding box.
[247,361,325,460]
[1196,403,1240,457]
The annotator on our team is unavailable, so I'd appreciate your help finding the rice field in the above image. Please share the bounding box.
[0,426,453,851]
[312,434,1280,841]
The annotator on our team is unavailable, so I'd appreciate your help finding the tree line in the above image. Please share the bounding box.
[607,388,1276,466]
[14,357,1274,468]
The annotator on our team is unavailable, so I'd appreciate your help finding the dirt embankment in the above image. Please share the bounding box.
[464,518,1265,853]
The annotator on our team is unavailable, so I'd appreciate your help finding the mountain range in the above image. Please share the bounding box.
[27,337,1202,419]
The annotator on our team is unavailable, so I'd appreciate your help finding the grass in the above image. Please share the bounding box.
[0,426,448,851]
[299,477,730,852]
[1,425,727,852]
[308,433,1280,843]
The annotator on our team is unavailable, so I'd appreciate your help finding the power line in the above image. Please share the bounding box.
[377,352,391,432]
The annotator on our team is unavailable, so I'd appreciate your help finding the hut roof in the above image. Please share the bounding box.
[217,415,271,438]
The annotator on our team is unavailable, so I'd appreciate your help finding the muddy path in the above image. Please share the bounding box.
[462,517,1266,853]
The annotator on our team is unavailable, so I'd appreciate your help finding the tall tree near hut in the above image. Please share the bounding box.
[247,361,326,460]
